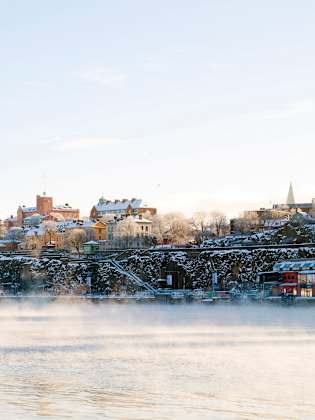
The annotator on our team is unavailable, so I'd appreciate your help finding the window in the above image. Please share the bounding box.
[301,288,312,297]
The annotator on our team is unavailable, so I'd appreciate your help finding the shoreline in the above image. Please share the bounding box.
[1,294,315,305]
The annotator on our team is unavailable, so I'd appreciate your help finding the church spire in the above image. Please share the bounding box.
[286,182,295,205]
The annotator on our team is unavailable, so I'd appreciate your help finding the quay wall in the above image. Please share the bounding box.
[1,247,315,294]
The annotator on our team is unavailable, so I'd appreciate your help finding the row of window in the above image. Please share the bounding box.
[298,273,315,284]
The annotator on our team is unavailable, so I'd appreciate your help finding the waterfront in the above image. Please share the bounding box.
[1,303,315,419]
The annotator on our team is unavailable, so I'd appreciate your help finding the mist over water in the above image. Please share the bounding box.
[0,302,315,419]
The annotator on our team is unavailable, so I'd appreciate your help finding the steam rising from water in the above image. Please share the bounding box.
[1,302,315,419]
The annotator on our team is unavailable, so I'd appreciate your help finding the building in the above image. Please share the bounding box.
[272,183,315,216]
[0,240,20,252]
[3,215,18,230]
[83,241,100,255]
[90,196,157,219]
[106,215,153,241]
[257,259,315,298]
[231,183,315,233]
[92,221,107,241]
[16,193,80,226]
[23,219,106,250]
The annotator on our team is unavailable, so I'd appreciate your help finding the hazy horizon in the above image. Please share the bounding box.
[1,1,314,218]
[0,182,312,220]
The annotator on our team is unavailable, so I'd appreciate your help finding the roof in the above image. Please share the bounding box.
[21,207,37,213]
[95,198,143,212]
[134,217,152,224]
[5,216,17,221]
[56,220,94,231]
[273,203,312,209]
[106,215,152,224]
[274,260,315,271]
[25,219,94,236]
[24,213,42,221]
[53,205,78,211]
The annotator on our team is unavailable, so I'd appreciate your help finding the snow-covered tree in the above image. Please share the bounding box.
[99,214,116,223]
[66,228,87,256]
[43,221,57,244]
[162,212,192,244]
[151,214,167,243]
[115,217,141,237]
[5,227,25,241]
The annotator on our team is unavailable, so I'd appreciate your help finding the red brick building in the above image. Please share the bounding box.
[17,193,80,226]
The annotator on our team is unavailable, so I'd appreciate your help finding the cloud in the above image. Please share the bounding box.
[79,66,128,86]
[43,137,117,151]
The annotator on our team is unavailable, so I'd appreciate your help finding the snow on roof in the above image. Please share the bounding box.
[22,207,37,213]
[134,217,152,224]
[53,204,78,210]
[274,259,315,271]
[96,198,143,212]
[24,213,42,220]
[24,219,94,236]
[56,220,94,230]
[25,225,45,237]
[274,203,313,209]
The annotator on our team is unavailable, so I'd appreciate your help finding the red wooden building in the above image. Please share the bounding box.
[258,259,315,298]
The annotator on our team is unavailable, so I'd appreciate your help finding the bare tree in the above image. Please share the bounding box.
[43,221,57,244]
[0,221,7,239]
[210,211,228,236]
[191,212,213,244]
[66,228,87,256]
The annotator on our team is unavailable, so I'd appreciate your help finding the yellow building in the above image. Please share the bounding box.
[23,220,107,250]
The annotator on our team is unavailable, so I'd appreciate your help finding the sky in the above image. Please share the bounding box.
[0,0,314,219]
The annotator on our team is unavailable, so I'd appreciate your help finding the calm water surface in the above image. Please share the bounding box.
[0,301,315,419]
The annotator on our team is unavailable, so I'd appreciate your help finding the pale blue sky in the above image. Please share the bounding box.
[1,0,314,218]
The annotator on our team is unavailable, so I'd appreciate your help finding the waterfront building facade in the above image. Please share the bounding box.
[258,259,315,298]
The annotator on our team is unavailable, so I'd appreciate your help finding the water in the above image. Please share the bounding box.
[0,302,315,419]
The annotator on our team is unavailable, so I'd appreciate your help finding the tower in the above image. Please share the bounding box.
[286,182,295,206]
[36,194,53,216]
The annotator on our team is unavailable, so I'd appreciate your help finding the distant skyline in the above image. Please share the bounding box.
[1,1,314,218]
